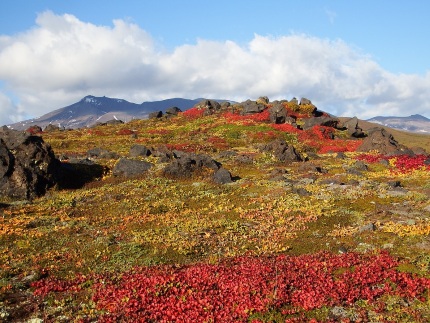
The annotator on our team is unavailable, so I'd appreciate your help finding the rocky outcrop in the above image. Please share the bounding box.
[112,158,153,177]
[357,128,414,155]
[341,117,365,138]
[44,124,62,132]
[194,100,221,116]
[129,145,152,157]
[87,147,120,159]
[213,168,233,184]
[241,99,266,115]
[149,111,163,119]
[302,116,340,130]
[268,103,288,124]
[165,107,182,116]
[260,139,302,163]
[0,127,61,199]
[162,152,233,183]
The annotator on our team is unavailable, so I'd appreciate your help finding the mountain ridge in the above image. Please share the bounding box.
[7,94,430,133]
[366,114,430,133]
[7,96,205,130]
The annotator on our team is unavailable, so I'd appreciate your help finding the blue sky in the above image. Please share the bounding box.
[1,0,430,125]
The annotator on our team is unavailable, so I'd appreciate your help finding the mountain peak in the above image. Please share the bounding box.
[409,114,429,121]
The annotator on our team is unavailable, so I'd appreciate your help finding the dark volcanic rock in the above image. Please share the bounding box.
[357,128,414,155]
[241,99,266,115]
[213,168,233,184]
[162,152,230,182]
[129,145,152,157]
[165,106,182,116]
[149,111,163,119]
[87,147,120,159]
[0,127,61,199]
[342,117,365,138]
[268,103,287,124]
[260,139,302,163]
[113,158,153,177]
[44,124,61,132]
[302,116,340,130]
[195,100,221,116]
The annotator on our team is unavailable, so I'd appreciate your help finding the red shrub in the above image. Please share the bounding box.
[182,107,205,119]
[32,251,430,322]
[117,129,135,136]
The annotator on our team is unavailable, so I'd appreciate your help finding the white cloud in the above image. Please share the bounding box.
[0,92,27,126]
[1,11,430,123]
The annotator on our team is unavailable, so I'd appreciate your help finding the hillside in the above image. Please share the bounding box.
[1,97,430,322]
[340,117,430,152]
[8,96,203,130]
[366,114,430,133]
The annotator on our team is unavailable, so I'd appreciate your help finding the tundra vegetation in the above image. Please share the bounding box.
[1,97,430,322]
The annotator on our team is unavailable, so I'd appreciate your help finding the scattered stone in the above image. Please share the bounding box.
[218,150,238,158]
[292,187,311,196]
[298,163,327,173]
[165,106,182,116]
[236,154,254,164]
[129,144,151,157]
[359,223,377,233]
[105,119,124,126]
[387,180,401,188]
[213,168,233,184]
[302,116,340,130]
[268,168,288,181]
[163,153,221,178]
[341,116,365,138]
[336,152,347,159]
[194,99,221,115]
[241,99,266,115]
[259,139,302,163]
[112,158,153,177]
[44,124,61,132]
[87,147,119,159]
[149,111,163,119]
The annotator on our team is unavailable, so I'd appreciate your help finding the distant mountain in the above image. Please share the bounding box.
[366,114,430,133]
[8,96,203,130]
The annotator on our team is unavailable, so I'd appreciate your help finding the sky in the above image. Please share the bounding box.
[1,0,430,126]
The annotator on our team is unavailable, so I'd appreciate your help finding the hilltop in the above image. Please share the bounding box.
[1,96,430,322]
[7,96,204,130]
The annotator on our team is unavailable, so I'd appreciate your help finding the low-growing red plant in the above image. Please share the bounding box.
[357,154,430,174]
[117,129,135,136]
[222,109,270,123]
[32,251,430,322]
[181,107,205,119]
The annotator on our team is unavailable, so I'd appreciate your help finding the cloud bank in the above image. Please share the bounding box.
[1,11,430,126]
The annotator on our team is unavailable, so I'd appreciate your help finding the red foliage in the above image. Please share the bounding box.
[117,129,135,136]
[181,107,205,119]
[392,154,430,173]
[145,129,171,135]
[270,123,301,134]
[206,136,229,149]
[222,109,271,123]
[318,140,362,154]
[87,129,105,136]
[32,251,430,322]
[165,143,203,152]
[357,154,430,174]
